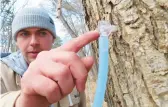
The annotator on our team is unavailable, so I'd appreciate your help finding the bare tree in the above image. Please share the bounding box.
[0,0,16,52]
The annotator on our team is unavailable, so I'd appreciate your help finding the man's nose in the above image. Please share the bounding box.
[30,35,39,46]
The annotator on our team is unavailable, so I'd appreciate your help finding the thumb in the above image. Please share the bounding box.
[81,56,95,72]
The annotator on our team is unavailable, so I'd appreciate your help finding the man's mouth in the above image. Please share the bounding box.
[27,51,40,58]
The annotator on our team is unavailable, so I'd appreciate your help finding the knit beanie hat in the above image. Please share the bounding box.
[12,7,56,41]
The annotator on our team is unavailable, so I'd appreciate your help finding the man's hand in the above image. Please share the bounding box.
[15,31,99,107]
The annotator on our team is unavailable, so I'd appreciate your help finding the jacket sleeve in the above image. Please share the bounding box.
[0,91,21,107]
[0,61,21,107]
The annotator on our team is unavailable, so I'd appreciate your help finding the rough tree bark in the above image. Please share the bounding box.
[83,0,168,107]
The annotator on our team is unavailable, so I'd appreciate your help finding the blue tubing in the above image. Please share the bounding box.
[93,36,109,107]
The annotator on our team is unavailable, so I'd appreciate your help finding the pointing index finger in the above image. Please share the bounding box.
[55,31,99,52]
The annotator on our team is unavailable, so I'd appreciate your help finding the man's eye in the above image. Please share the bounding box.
[40,31,47,36]
[20,32,29,36]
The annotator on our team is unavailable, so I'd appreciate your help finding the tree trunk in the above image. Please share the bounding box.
[82,0,168,107]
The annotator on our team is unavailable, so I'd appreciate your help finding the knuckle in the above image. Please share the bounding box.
[47,84,61,103]
[20,77,34,95]
[61,65,69,72]
[48,84,59,95]
[28,60,36,67]
[59,65,70,78]
[37,51,48,59]
[68,52,78,61]
[27,60,40,72]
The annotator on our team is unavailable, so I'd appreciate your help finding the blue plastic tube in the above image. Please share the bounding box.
[93,35,109,107]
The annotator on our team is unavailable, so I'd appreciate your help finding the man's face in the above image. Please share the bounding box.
[16,27,54,64]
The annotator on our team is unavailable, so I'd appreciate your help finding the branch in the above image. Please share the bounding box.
[55,0,87,57]
[15,0,29,14]
[0,0,16,13]
[56,0,62,18]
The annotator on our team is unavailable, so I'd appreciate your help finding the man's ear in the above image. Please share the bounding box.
[15,34,18,46]
[15,41,18,46]
[52,37,55,43]
[15,41,19,50]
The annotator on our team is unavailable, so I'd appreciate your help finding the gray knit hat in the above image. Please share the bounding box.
[12,7,56,41]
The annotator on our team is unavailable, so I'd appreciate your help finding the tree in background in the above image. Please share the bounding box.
[0,0,16,52]
[83,0,168,107]
[52,36,62,48]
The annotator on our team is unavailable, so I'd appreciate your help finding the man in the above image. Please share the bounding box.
[0,7,99,107]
